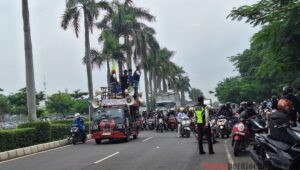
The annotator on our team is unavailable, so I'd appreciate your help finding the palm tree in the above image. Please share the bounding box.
[97,0,155,72]
[22,0,37,121]
[61,0,111,116]
[175,75,191,106]
[132,26,159,113]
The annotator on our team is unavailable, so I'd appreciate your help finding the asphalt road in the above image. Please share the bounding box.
[0,131,257,170]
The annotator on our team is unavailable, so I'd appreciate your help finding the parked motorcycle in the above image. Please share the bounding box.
[250,125,300,170]
[69,124,86,145]
[147,118,155,130]
[167,115,177,131]
[180,118,191,138]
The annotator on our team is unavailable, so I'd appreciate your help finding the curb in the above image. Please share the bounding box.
[0,134,91,162]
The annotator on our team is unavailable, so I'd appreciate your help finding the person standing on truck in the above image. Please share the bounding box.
[120,70,129,97]
[194,96,214,155]
[133,66,141,92]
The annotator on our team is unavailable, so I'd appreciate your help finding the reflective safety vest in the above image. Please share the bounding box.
[195,106,205,124]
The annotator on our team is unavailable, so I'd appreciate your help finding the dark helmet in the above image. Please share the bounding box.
[226,102,231,107]
[283,86,293,95]
[246,101,254,108]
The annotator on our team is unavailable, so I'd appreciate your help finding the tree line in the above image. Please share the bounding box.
[0,88,88,118]
[215,0,300,103]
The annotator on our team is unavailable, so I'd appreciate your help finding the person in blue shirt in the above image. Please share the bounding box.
[73,113,85,134]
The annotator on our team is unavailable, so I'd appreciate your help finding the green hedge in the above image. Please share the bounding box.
[0,121,91,152]
[50,124,69,141]
[0,128,35,152]
[51,120,73,125]
[18,122,51,143]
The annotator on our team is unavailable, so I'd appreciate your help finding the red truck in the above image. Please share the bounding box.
[91,98,140,144]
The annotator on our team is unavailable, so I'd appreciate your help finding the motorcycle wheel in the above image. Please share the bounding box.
[72,136,77,145]
[221,134,224,139]
[95,139,101,144]
[186,131,190,138]
[160,127,163,133]
[133,130,138,139]
[233,140,240,157]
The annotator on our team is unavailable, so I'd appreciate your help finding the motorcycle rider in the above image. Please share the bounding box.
[269,99,295,145]
[73,113,86,139]
[156,110,164,131]
[176,107,187,138]
[237,101,247,115]
[281,86,300,126]
[239,101,257,120]
[194,96,214,154]
[225,102,233,118]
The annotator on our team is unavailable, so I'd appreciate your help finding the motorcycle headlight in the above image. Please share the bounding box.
[237,123,245,132]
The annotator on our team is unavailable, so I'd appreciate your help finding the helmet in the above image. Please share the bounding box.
[283,86,293,95]
[179,107,184,112]
[277,99,293,112]
[75,113,80,118]
[189,107,194,111]
[246,101,254,108]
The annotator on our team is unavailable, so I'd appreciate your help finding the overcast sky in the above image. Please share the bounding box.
[0,0,258,101]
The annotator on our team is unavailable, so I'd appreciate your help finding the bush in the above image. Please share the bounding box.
[50,124,69,141]
[51,120,73,125]
[0,128,35,152]
[18,122,51,143]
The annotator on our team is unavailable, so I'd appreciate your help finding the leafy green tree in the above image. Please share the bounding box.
[189,88,204,102]
[7,88,45,115]
[0,94,11,115]
[70,90,88,99]
[72,99,89,114]
[45,92,74,117]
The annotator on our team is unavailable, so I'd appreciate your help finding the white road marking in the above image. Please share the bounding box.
[224,140,234,164]
[94,152,120,164]
[0,145,71,164]
[142,137,153,142]
[156,146,160,149]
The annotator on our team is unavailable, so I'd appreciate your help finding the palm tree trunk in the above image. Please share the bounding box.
[157,76,162,92]
[180,90,186,107]
[144,69,150,114]
[149,70,153,96]
[84,11,94,118]
[22,0,36,121]
[118,59,123,79]
[125,36,132,70]
[106,60,111,87]
[162,77,167,92]
[153,71,158,94]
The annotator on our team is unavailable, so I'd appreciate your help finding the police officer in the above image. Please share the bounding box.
[195,96,214,154]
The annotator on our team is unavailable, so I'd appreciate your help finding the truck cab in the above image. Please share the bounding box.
[91,88,140,144]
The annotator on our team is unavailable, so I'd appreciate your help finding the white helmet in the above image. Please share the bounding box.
[179,107,184,112]
[74,113,80,118]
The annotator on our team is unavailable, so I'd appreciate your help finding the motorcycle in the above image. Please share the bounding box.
[217,115,231,138]
[167,115,177,131]
[232,117,268,157]
[232,119,249,157]
[141,117,147,130]
[147,118,155,130]
[180,118,191,138]
[69,124,86,145]
[250,125,300,170]
[209,118,218,143]
[157,118,164,133]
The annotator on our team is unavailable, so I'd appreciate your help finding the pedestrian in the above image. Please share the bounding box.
[120,70,129,97]
[194,96,214,154]
[133,66,141,92]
